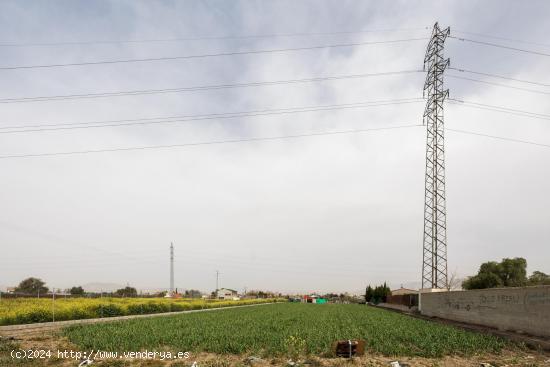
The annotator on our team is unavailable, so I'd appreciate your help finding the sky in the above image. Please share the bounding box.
[0,0,549,294]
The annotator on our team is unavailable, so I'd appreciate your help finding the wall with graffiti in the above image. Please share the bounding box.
[420,285,550,338]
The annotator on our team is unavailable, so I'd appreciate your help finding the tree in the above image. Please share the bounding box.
[462,272,502,290]
[529,271,550,285]
[364,283,390,304]
[15,277,49,295]
[446,270,462,291]
[463,258,527,290]
[376,282,391,303]
[499,258,527,287]
[114,286,138,297]
[69,286,85,296]
[365,286,374,302]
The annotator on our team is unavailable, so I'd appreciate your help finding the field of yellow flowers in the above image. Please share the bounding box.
[0,297,280,325]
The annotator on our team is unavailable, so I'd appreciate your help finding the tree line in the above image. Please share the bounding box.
[361,258,549,301]
[462,257,550,290]
[4,278,203,298]
[364,283,391,304]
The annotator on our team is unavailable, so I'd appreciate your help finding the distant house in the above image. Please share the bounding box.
[6,287,16,294]
[390,287,417,296]
[217,288,239,300]
[302,294,327,304]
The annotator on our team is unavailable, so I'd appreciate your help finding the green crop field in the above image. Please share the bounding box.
[63,303,507,358]
[0,297,280,325]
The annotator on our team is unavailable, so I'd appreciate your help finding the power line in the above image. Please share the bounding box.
[0,70,423,104]
[447,99,550,121]
[448,67,550,88]
[0,37,428,71]
[446,128,550,149]
[449,36,550,57]
[447,75,550,96]
[0,27,430,47]
[0,98,424,133]
[0,220,148,263]
[0,124,421,159]
[452,30,550,49]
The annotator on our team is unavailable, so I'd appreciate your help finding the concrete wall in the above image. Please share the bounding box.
[420,285,550,338]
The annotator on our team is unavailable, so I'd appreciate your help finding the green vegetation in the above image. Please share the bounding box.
[63,303,506,358]
[13,277,49,296]
[0,297,281,325]
[0,338,37,366]
[527,271,550,285]
[113,286,138,297]
[364,283,391,303]
[463,257,550,289]
[69,286,85,296]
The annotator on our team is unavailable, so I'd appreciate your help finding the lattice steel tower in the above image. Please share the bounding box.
[422,23,450,289]
[170,242,174,295]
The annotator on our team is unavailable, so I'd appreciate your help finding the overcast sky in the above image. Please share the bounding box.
[0,1,549,294]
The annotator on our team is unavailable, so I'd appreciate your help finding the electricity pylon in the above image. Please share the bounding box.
[422,23,450,290]
[170,243,174,295]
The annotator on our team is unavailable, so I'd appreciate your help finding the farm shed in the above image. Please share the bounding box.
[386,287,419,308]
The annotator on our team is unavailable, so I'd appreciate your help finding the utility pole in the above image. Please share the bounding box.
[216,270,220,292]
[170,243,174,296]
[422,22,450,290]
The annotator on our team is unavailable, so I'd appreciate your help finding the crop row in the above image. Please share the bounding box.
[63,303,507,358]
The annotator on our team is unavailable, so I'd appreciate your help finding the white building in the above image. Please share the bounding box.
[216,288,239,300]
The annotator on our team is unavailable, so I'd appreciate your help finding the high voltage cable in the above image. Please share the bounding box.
[452,30,550,49]
[449,67,550,88]
[0,220,148,263]
[0,37,428,71]
[0,27,429,47]
[0,70,423,104]
[2,256,395,279]
[0,98,424,133]
[447,75,550,96]
[0,124,422,159]
[3,97,545,134]
[446,128,550,148]
[447,99,550,121]
[450,36,550,57]
[3,28,544,52]
[5,246,397,271]
[1,123,548,160]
